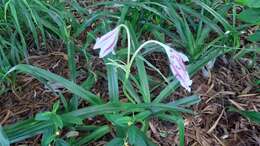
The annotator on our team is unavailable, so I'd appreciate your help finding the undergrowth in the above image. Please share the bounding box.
[0,0,259,146]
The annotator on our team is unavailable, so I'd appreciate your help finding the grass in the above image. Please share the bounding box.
[0,0,259,146]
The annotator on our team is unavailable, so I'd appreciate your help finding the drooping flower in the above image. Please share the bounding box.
[163,45,192,92]
[93,26,192,92]
[93,27,120,58]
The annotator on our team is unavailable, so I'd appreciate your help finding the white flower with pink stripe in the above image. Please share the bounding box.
[93,25,192,92]
[93,28,119,58]
[93,24,130,59]
[164,45,192,92]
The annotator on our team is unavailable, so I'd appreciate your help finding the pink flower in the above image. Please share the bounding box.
[93,27,120,58]
[164,46,192,92]
[93,26,192,92]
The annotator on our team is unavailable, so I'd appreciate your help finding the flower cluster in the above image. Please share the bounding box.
[93,25,192,92]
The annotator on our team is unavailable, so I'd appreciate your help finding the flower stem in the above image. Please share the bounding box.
[125,40,166,79]
[118,24,131,64]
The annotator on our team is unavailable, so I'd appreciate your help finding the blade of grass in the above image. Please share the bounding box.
[75,11,119,37]
[118,70,141,103]
[5,64,102,105]
[66,40,77,82]
[75,125,110,146]
[4,101,194,143]
[136,95,200,121]
[128,22,151,103]
[18,0,39,49]
[102,23,120,102]
[192,0,233,31]
[8,1,28,63]
[0,126,10,146]
[106,6,130,102]
[158,114,185,146]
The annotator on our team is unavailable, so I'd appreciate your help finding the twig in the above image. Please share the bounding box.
[207,108,225,134]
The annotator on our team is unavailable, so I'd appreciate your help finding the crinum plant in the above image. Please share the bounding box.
[1,23,203,146]
[92,24,194,145]
[0,0,238,145]
[94,24,192,92]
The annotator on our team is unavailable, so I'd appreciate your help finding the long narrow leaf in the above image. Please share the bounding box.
[5,64,102,105]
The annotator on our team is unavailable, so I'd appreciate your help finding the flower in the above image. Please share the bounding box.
[93,25,192,92]
[93,27,119,58]
[164,45,192,92]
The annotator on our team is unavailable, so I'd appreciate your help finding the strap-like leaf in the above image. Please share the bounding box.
[5,64,102,105]
[0,126,10,146]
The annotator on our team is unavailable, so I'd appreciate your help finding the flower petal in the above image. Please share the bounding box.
[93,28,119,58]
[178,52,189,62]
[99,34,118,58]
[164,45,192,92]
[93,38,101,50]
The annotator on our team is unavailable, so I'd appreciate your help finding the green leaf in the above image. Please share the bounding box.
[59,92,69,112]
[229,107,260,124]
[128,126,137,145]
[8,1,28,62]
[235,0,260,8]
[35,112,63,129]
[0,126,10,146]
[52,101,60,113]
[4,100,194,143]
[128,22,151,103]
[118,70,141,103]
[172,95,201,107]
[256,79,260,85]
[136,95,200,127]
[41,128,56,146]
[66,40,77,82]
[42,134,56,146]
[128,126,147,146]
[106,114,132,127]
[238,8,260,24]
[105,138,124,146]
[55,139,69,146]
[17,0,39,49]
[192,0,233,31]
[5,64,102,105]
[152,30,165,42]
[62,115,83,125]
[248,30,260,42]
[74,11,116,37]
[51,114,63,129]
[158,114,185,146]
[105,56,120,102]
[3,94,196,144]
[35,112,53,121]
[75,125,110,145]
[81,72,96,90]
